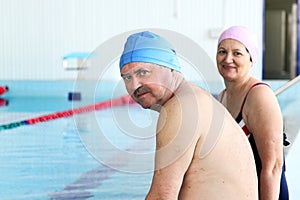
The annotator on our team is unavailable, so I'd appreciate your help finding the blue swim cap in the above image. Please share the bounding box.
[119,31,181,72]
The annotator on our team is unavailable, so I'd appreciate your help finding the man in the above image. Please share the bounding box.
[119,31,258,199]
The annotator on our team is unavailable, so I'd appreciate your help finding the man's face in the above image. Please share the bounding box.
[121,62,173,109]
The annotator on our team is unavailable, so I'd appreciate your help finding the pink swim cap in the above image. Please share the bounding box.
[218,26,258,64]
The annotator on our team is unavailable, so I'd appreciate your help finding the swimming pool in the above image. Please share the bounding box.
[0,80,299,199]
[0,105,157,199]
[0,80,158,199]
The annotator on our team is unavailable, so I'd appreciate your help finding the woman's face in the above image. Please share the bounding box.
[216,39,252,82]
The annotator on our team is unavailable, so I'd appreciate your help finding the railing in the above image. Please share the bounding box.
[274,75,300,153]
[275,75,300,95]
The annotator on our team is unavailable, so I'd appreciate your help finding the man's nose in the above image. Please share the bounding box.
[128,76,142,94]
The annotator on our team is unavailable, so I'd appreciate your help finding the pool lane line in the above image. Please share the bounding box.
[0,95,135,131]
[49,140,151,199]
[49,165,117,199]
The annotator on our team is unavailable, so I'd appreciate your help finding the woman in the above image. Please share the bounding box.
[216,26,289,200]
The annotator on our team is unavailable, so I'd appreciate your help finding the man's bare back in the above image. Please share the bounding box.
[152,83,258,199]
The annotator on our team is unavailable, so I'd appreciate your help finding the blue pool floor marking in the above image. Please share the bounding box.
[49,141,150,199]
[49,165,117,199]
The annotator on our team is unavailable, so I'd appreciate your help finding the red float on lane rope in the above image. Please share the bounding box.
[26,95,135,125]
[0,86,8,95]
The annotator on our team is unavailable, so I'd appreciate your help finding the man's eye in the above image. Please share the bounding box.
[122,75,132,81]
[139,70,148,76]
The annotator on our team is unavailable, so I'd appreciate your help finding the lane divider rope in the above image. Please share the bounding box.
[0,95,135,131]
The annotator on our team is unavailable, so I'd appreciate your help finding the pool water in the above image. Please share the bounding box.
[0,103,155,200]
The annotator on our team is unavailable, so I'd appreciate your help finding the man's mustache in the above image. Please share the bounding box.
[133,86,150,98]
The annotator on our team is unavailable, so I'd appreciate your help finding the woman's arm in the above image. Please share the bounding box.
[244,85,283,200]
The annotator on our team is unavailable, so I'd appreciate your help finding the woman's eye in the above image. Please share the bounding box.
[234,52,242,56]
[218,50,226,55]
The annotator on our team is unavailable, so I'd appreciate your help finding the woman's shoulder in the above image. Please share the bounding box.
[247,81,273,97]
[245,80,277,108]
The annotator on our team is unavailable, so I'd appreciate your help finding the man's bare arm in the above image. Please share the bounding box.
[146,97,200,199]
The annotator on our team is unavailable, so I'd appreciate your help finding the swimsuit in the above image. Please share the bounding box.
[221,82,289,200]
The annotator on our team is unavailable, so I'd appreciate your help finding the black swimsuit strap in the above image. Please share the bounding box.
[235,112,243,123]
